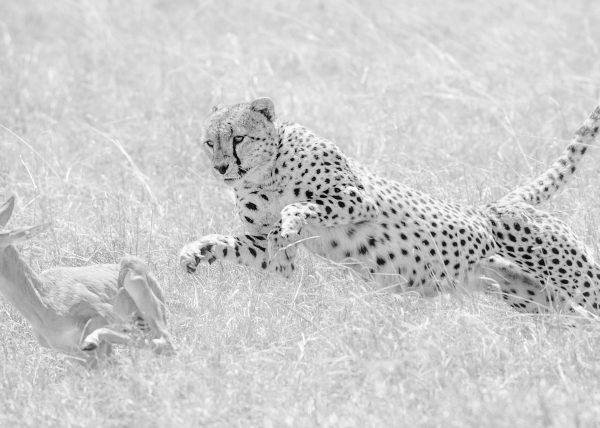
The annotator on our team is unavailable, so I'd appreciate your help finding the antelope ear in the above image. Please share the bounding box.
[0,222,51,248]
[0,196,15,229]
[249,97,275,122]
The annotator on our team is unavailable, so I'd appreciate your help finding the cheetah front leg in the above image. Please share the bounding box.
[279,189,379,239]
[179,233,298,278]
[268,193,379,261]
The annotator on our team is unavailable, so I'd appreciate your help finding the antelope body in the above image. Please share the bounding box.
[0,196,174,364]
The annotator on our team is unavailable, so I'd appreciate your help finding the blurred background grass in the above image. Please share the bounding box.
[1,1,600,427]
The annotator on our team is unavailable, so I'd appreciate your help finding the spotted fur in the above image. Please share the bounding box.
[180,98,600,313]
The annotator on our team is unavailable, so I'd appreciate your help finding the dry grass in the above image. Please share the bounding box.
[1,0,600,427]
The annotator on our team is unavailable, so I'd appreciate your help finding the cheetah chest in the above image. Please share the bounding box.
[236,189,284,235]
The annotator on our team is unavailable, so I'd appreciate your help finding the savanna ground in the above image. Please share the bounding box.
[1,1,600,427]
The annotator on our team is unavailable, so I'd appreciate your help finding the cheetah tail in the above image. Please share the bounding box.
[499,104,600,206]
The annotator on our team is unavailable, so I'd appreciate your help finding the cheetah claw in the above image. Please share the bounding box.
[280,218,303,239]
[179,243,216,274]
[279,228,300,239]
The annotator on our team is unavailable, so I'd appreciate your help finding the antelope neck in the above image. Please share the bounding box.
[0,246,54,330]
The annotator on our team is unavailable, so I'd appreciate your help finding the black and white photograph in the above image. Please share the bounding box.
[1,1,600,426]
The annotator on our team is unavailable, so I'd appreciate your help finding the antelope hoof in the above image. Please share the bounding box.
[151,337,175,355]
[81,340,99,351]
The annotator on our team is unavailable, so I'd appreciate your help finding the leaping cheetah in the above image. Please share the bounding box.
[180,97,600,313]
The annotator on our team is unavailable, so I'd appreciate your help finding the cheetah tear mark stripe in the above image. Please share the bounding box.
[499,104,600,206]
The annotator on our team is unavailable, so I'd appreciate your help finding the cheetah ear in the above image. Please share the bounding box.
[211,104,224,113]
[249,97,275,122]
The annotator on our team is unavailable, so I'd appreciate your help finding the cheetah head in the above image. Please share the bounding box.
[202,97,278,186]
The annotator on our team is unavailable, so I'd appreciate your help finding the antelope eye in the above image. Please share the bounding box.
[205,140,214,148]
[232,135,244,144]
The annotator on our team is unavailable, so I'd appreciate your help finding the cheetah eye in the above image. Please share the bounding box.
[232,135,245,145]
[205,140,214,148]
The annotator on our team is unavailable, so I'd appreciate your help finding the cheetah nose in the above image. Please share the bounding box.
[214,164,228,175]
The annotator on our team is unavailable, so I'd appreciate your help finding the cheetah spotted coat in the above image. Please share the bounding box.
[180,97,600,313]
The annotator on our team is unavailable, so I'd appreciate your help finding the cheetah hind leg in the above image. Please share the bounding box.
[471,256,558,313]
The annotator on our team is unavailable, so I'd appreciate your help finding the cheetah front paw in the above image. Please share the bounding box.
[280,217,303,239]
[179,235,223,274]
[279,203,318,238]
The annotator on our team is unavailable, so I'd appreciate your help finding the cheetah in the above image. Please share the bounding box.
[180,97,600,313]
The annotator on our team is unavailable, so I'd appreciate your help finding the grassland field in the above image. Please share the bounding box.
[1,1,600,427]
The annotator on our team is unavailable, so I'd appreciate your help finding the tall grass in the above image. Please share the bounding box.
[1,1,600,426]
